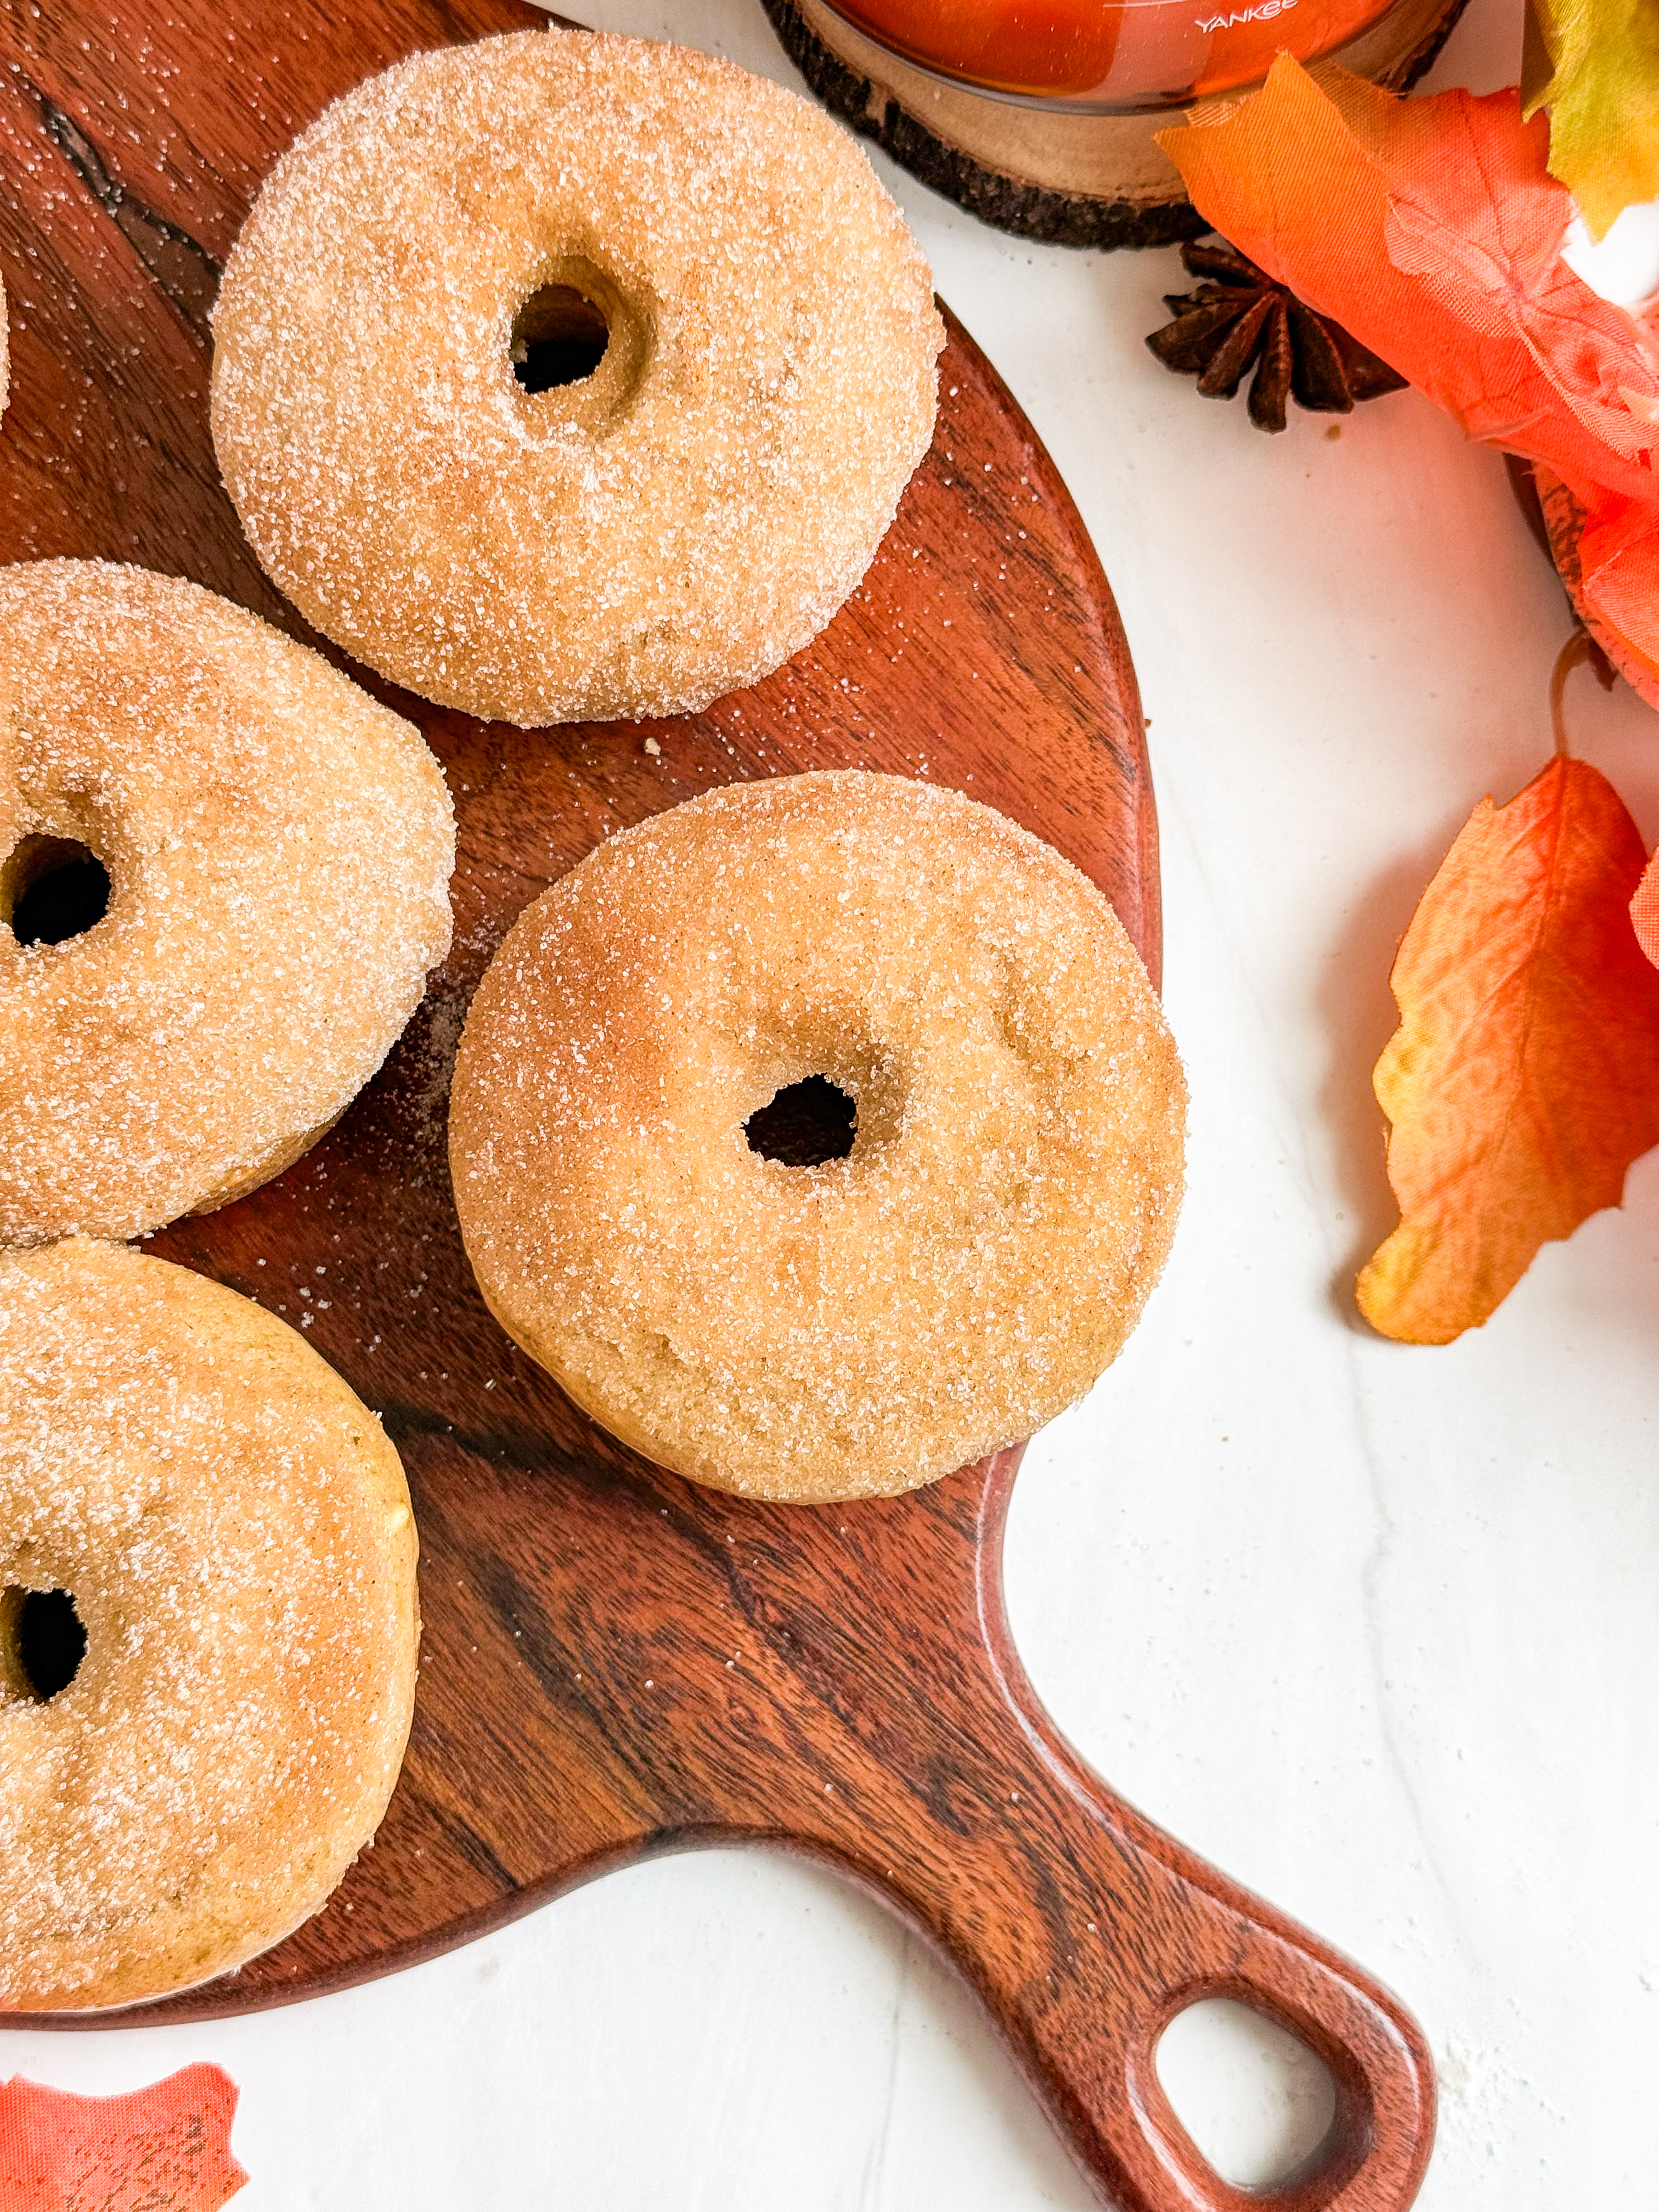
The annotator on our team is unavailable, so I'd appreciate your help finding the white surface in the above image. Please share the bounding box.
[8,0,1659,2203]
[1564,201,1659,306]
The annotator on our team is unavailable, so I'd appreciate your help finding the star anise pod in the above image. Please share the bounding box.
[1147,238,1408,433]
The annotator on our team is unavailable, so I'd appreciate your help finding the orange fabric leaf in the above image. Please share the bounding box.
[0,2067,247,2210]
[1577,488,1659,708]
[1157,63,1659,692]
[1358,754,1659,1342]
[1533,464,1659,709]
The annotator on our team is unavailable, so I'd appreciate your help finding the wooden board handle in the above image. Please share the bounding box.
[789,1455,1436,2212]
[961,1683,1437,2210]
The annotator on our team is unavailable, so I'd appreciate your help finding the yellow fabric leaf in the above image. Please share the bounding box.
[1524,0,1659,241]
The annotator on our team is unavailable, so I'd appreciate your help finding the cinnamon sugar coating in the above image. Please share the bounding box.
[210,29,944,726]
[0,561,454,1245]
[0,1238,419,2011]
[450,772,1186,1502]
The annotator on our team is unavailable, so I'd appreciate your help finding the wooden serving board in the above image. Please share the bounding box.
[0,5,1435,2205]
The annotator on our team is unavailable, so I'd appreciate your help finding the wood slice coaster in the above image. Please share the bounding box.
[761,0,1470,251]
[0,3,1435,2203]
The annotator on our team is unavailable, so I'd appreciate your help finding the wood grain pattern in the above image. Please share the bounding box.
[0,5,1434,2205]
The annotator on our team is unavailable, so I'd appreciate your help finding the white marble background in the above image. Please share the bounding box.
[7,0,1659,2202]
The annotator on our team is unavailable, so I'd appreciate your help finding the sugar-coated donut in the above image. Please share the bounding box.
[449,772,1185,1502]
[210,29,944,726]
[0,561,454,1245]
[0,1238,419,2011]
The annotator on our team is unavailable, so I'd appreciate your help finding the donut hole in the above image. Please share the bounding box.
[3,836,111,947]
[511,285,611,392]
[0,1585,87,1703]
[746,1075,857,1167]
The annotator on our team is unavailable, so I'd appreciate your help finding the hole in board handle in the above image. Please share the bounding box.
[1155,1996,1339,2192]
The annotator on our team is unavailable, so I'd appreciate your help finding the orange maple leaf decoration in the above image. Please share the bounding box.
[1358,754,1659,1342]
[1157,61,1659,1335]
[0,2067,247,2211]
[1158,63,1659,709]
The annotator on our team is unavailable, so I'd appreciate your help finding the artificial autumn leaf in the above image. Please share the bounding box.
[1576,484,1659,707]
[1523,0,1659,241]
[1358,753,1659,1342]
[1533,463,1659,706]
[1156,63,1659,706]
[0,2067,247,2211]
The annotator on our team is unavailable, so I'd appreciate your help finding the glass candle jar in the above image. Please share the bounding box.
[820,0,1402,109]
